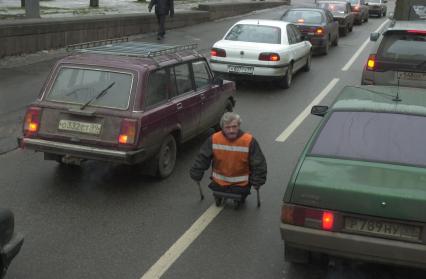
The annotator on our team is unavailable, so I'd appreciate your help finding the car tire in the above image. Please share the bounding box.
[284,244,310,264]
[332,33,338,47]
[322,38,330,55]
[349,23,353,32]
[341,25,348,37]
[156,134,177,178]
[279,63,293,89]
[303,52,311,72]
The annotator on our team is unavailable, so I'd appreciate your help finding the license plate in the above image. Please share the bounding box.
[397,71,426,81]
[344,217,421,241]
[58,120,102,135]
[228,65,254,74]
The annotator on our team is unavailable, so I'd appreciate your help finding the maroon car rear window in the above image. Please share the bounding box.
[310,111,426,167]
[47,67,133,110]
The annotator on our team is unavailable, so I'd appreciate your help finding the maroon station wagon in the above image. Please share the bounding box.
[18,40,236,178]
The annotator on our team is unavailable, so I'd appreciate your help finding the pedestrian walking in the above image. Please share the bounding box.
[148,0,174,40]
[190,112,267,207]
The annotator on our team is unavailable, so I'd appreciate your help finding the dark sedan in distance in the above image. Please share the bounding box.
[0,208,23,279]
[366,0,387,17]
[317,1,355,36]
[281,8,339,55]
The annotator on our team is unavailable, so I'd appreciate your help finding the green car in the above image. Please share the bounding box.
[281,85,426,268]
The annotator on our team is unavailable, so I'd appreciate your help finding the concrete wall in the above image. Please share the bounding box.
[198,0,291,20]
[0,1,290,58]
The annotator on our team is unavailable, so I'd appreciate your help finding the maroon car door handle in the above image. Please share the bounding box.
[176,103,183,110]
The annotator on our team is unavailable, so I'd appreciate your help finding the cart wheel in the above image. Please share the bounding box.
[214,196,223,207]
[233,200,241,210]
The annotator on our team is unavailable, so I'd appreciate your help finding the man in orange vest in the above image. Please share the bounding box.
[190,112,267,204]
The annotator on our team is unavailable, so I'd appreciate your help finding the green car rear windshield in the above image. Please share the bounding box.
[47,67,133,110]
[310,111,426,167]
[225,24,281,44]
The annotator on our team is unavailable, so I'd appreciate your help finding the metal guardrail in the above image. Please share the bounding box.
[66,38,198,58]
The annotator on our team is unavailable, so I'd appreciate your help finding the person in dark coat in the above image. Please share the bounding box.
[190,112,267,203]
[148,0,174,40]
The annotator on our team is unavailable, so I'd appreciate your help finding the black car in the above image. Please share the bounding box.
[317,1,355,36]
[0,208,23,279]
[366,0,388,17]
[281,8,339,55]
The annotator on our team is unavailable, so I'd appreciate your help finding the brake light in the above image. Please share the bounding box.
[407,30,426,35]
[366,54,376,71]
[281,203,337,231]
[23,107,41,136]
[322,211,334,230]
[297,18,305,23]
[353,5,360,11]
[211,48,226,57]
[259,52,280,61]
[315,27,325,37]
[118,119,138,145]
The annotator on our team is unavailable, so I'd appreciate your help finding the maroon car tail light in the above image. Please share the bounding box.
[23,107,42,136]
[366,54,376,71]
[353,5,361,11]
[281,203,337,231]
[211,48,227,58]
[118,119,138,145]
[259,52,280,61]
[314,27,325,37]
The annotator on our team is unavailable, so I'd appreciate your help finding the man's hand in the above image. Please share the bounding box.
[148,8,152,12]
[253,185,261,191]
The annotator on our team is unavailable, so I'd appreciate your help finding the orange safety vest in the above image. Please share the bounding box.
[211,131,253,187]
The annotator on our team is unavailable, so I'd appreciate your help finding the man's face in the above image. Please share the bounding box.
[222,119,240,140]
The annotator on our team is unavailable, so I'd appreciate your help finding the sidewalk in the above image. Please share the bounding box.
[0,0,265,19]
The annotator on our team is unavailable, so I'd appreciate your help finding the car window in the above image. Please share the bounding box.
[282,10,324,24]
[192,60,211,89]
[367,0,381,3]
[48,67,132,110]
[410,5,426,20]
[310,111,426,167]
[287,25,296,44]
[326,11,334,23]
[347,0,358,4]
[225,24,281,44]
[173,63,193,95]
[318,3,347,13]
[290,25,302,43]
[144,68,171,108]
[377,32,426,65]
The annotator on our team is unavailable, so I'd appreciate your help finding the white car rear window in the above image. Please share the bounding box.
[225,24,281,44]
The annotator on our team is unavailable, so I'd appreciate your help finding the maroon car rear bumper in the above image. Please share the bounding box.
[18,137,146,164]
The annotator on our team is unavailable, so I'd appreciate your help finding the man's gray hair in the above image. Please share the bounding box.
[220,112,242,129]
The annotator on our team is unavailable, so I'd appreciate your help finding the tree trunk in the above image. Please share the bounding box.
[25,0,40,18]
[90,0,99,7]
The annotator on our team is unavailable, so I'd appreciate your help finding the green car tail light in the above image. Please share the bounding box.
[281,203,337,231]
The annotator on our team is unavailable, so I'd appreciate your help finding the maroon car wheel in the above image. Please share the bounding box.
[156,135,177,178]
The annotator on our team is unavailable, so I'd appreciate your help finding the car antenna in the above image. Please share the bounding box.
[393,75,402,102]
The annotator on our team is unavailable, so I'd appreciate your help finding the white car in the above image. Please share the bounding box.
[210,19,312,88]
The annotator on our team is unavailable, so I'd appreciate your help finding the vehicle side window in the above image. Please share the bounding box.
[192,60,211,89]
[326,12,333,23]
[286,25,296,44]
[173,63,193,95]
[144,68,170,108]
[291,25,302,43]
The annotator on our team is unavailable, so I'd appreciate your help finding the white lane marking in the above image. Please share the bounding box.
[140,205,223,279]
[275,78,339,143]
[341,19,390,71]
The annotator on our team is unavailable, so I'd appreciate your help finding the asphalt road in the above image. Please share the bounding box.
[1,0,426,278]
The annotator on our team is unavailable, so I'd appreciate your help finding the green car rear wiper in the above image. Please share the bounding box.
[80,82,115,110]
